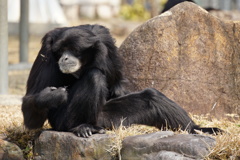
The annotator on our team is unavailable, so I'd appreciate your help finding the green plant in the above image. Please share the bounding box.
[120,0,151,21]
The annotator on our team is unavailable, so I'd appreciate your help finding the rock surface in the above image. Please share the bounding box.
[34,131,116,160]
[119,2,240,117]
[144,151,194,160]
[33,131,217,160]
[121,131,216,160]
[0,138,24,160]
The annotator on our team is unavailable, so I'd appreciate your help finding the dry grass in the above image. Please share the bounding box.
[208,132,240,160]
[3,125,36,160]
[0,111,239,160]
[0,104,39,159]
[106,120,159,159]
[192,114,240,160]
[106,115,240,160]
[0,105,23,132]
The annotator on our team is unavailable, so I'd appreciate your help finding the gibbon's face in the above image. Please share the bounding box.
[58,51,81,74]
[51,28,99,74]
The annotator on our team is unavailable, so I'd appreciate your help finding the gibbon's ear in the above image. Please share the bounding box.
[92,40,109,71]
[38,35,54,62]
[39,27,66,61]
[82,35,100,49]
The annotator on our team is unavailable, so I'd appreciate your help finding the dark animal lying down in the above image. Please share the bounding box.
[22,24,222,137]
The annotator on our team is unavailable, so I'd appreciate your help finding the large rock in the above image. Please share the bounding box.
[121,131,216,160]
[119,2,240,117]
[34,131,116,160]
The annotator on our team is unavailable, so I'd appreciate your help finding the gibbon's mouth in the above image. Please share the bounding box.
[59,63,81,74]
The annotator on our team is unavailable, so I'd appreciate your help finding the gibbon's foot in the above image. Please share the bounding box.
[71,124,105,138]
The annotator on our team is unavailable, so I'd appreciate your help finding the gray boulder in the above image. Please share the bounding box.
[121,131,216,160]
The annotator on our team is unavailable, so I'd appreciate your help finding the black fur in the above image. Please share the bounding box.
[161,0,195,13]
[22,24,222,137]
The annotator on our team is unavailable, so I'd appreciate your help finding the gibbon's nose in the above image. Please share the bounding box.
[61,54,69,63]
[64,56,68,62]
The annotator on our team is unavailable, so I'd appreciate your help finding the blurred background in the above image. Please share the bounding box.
[2,0,240,95]
[7,0,240,37]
